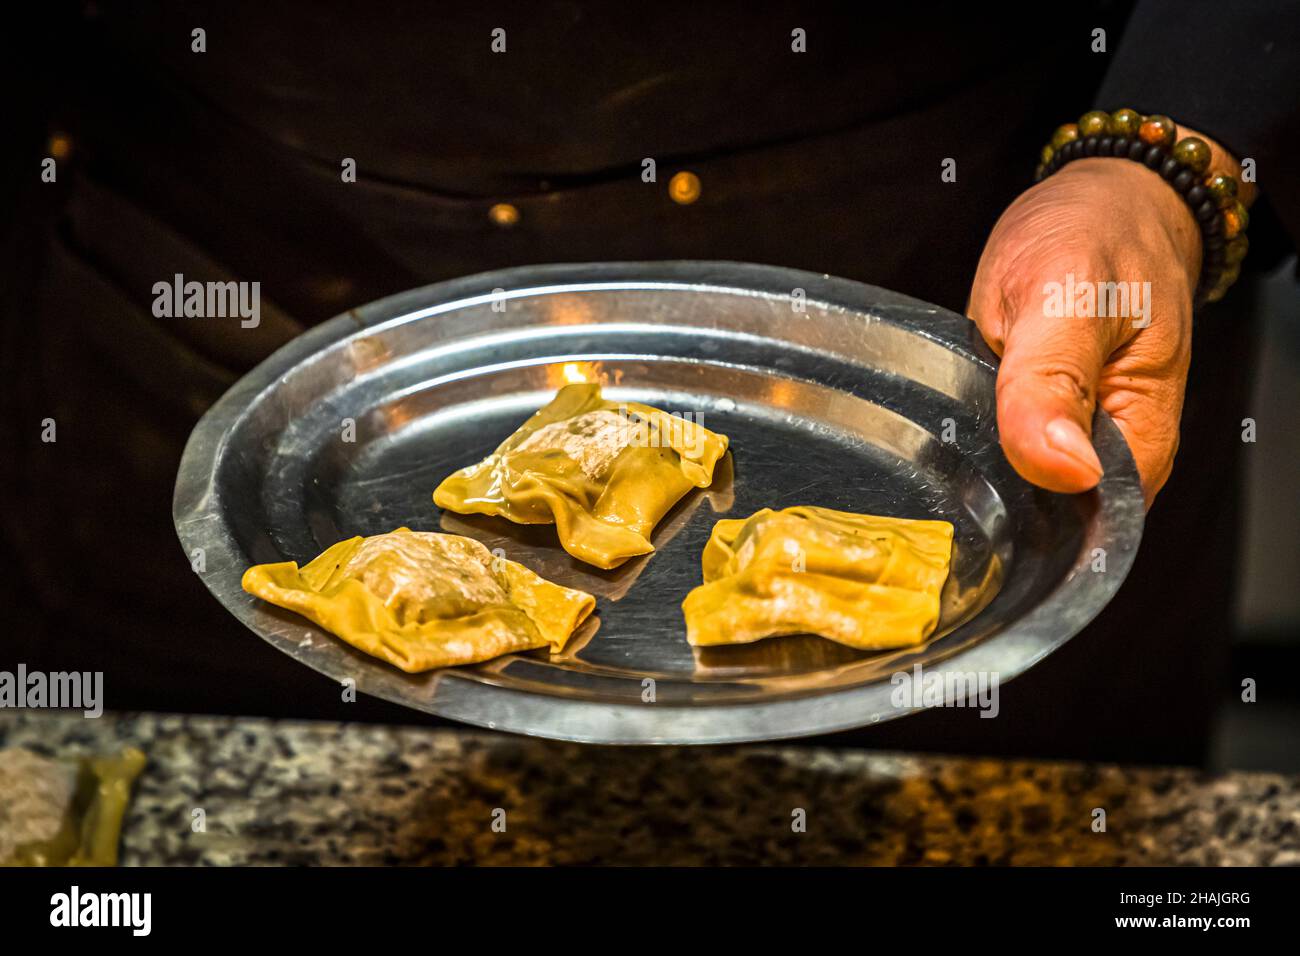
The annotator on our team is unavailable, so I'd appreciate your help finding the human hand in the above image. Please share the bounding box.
[969,152,1213,506]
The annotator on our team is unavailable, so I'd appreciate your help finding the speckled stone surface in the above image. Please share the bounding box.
[2,711,1297,865]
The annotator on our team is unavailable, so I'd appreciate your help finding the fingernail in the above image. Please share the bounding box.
[1045,418,1104,480]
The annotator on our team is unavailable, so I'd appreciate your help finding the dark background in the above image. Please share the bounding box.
[2,2,1297,771]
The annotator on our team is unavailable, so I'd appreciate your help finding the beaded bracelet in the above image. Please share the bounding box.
[1035,109,1249,305]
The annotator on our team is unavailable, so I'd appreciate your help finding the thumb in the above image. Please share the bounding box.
[994,314,1112,494]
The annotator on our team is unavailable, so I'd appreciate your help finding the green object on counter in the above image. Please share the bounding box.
[1,747,146,867]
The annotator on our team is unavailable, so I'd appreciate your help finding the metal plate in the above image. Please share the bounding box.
[174,262,1144,744]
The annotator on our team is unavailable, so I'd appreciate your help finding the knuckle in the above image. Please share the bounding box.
[1042,366,1096,405]
[999,361,1096,408]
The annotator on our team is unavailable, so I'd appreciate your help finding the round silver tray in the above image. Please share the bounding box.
[174,261,1144,744]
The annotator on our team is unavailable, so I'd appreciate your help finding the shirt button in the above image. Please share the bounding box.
[488,203,520,227]
[48,132,73,161]
[668,171,701,205]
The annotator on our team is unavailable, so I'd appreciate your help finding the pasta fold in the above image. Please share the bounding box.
[682,506,953,650]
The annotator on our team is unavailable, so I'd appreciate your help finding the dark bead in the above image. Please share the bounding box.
[1196,200,1219,221]
[1084,136,1099,157]
[1172,169,1196,193]
[1186,185,1209,208]
[1144,145,1165,168]
[1098,136,1114,155]
[1069,140,1085,159]
[1079,110,1110,137]
[1206,173,1238,207]
[1204,232,1226,251]
[1172,137,1212,174]
[1128,140,1148,161]
[1110,108,1142,137]
[1160,156,1181,180]
[1112,137,1130,156]
[1226,235,1249,264]
[1051,123,1081,151]
[1203,216,1223,237]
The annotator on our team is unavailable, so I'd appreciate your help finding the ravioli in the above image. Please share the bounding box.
[241,528,595,672]
[434,383,729,569]
[681,505,954,650]
[0,746,146,867]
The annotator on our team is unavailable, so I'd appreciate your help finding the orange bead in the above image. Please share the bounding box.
[1138,115,1176,149]
[1223,202,1249,239]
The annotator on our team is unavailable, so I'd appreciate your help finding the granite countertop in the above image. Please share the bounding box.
[2,711,1297,865]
